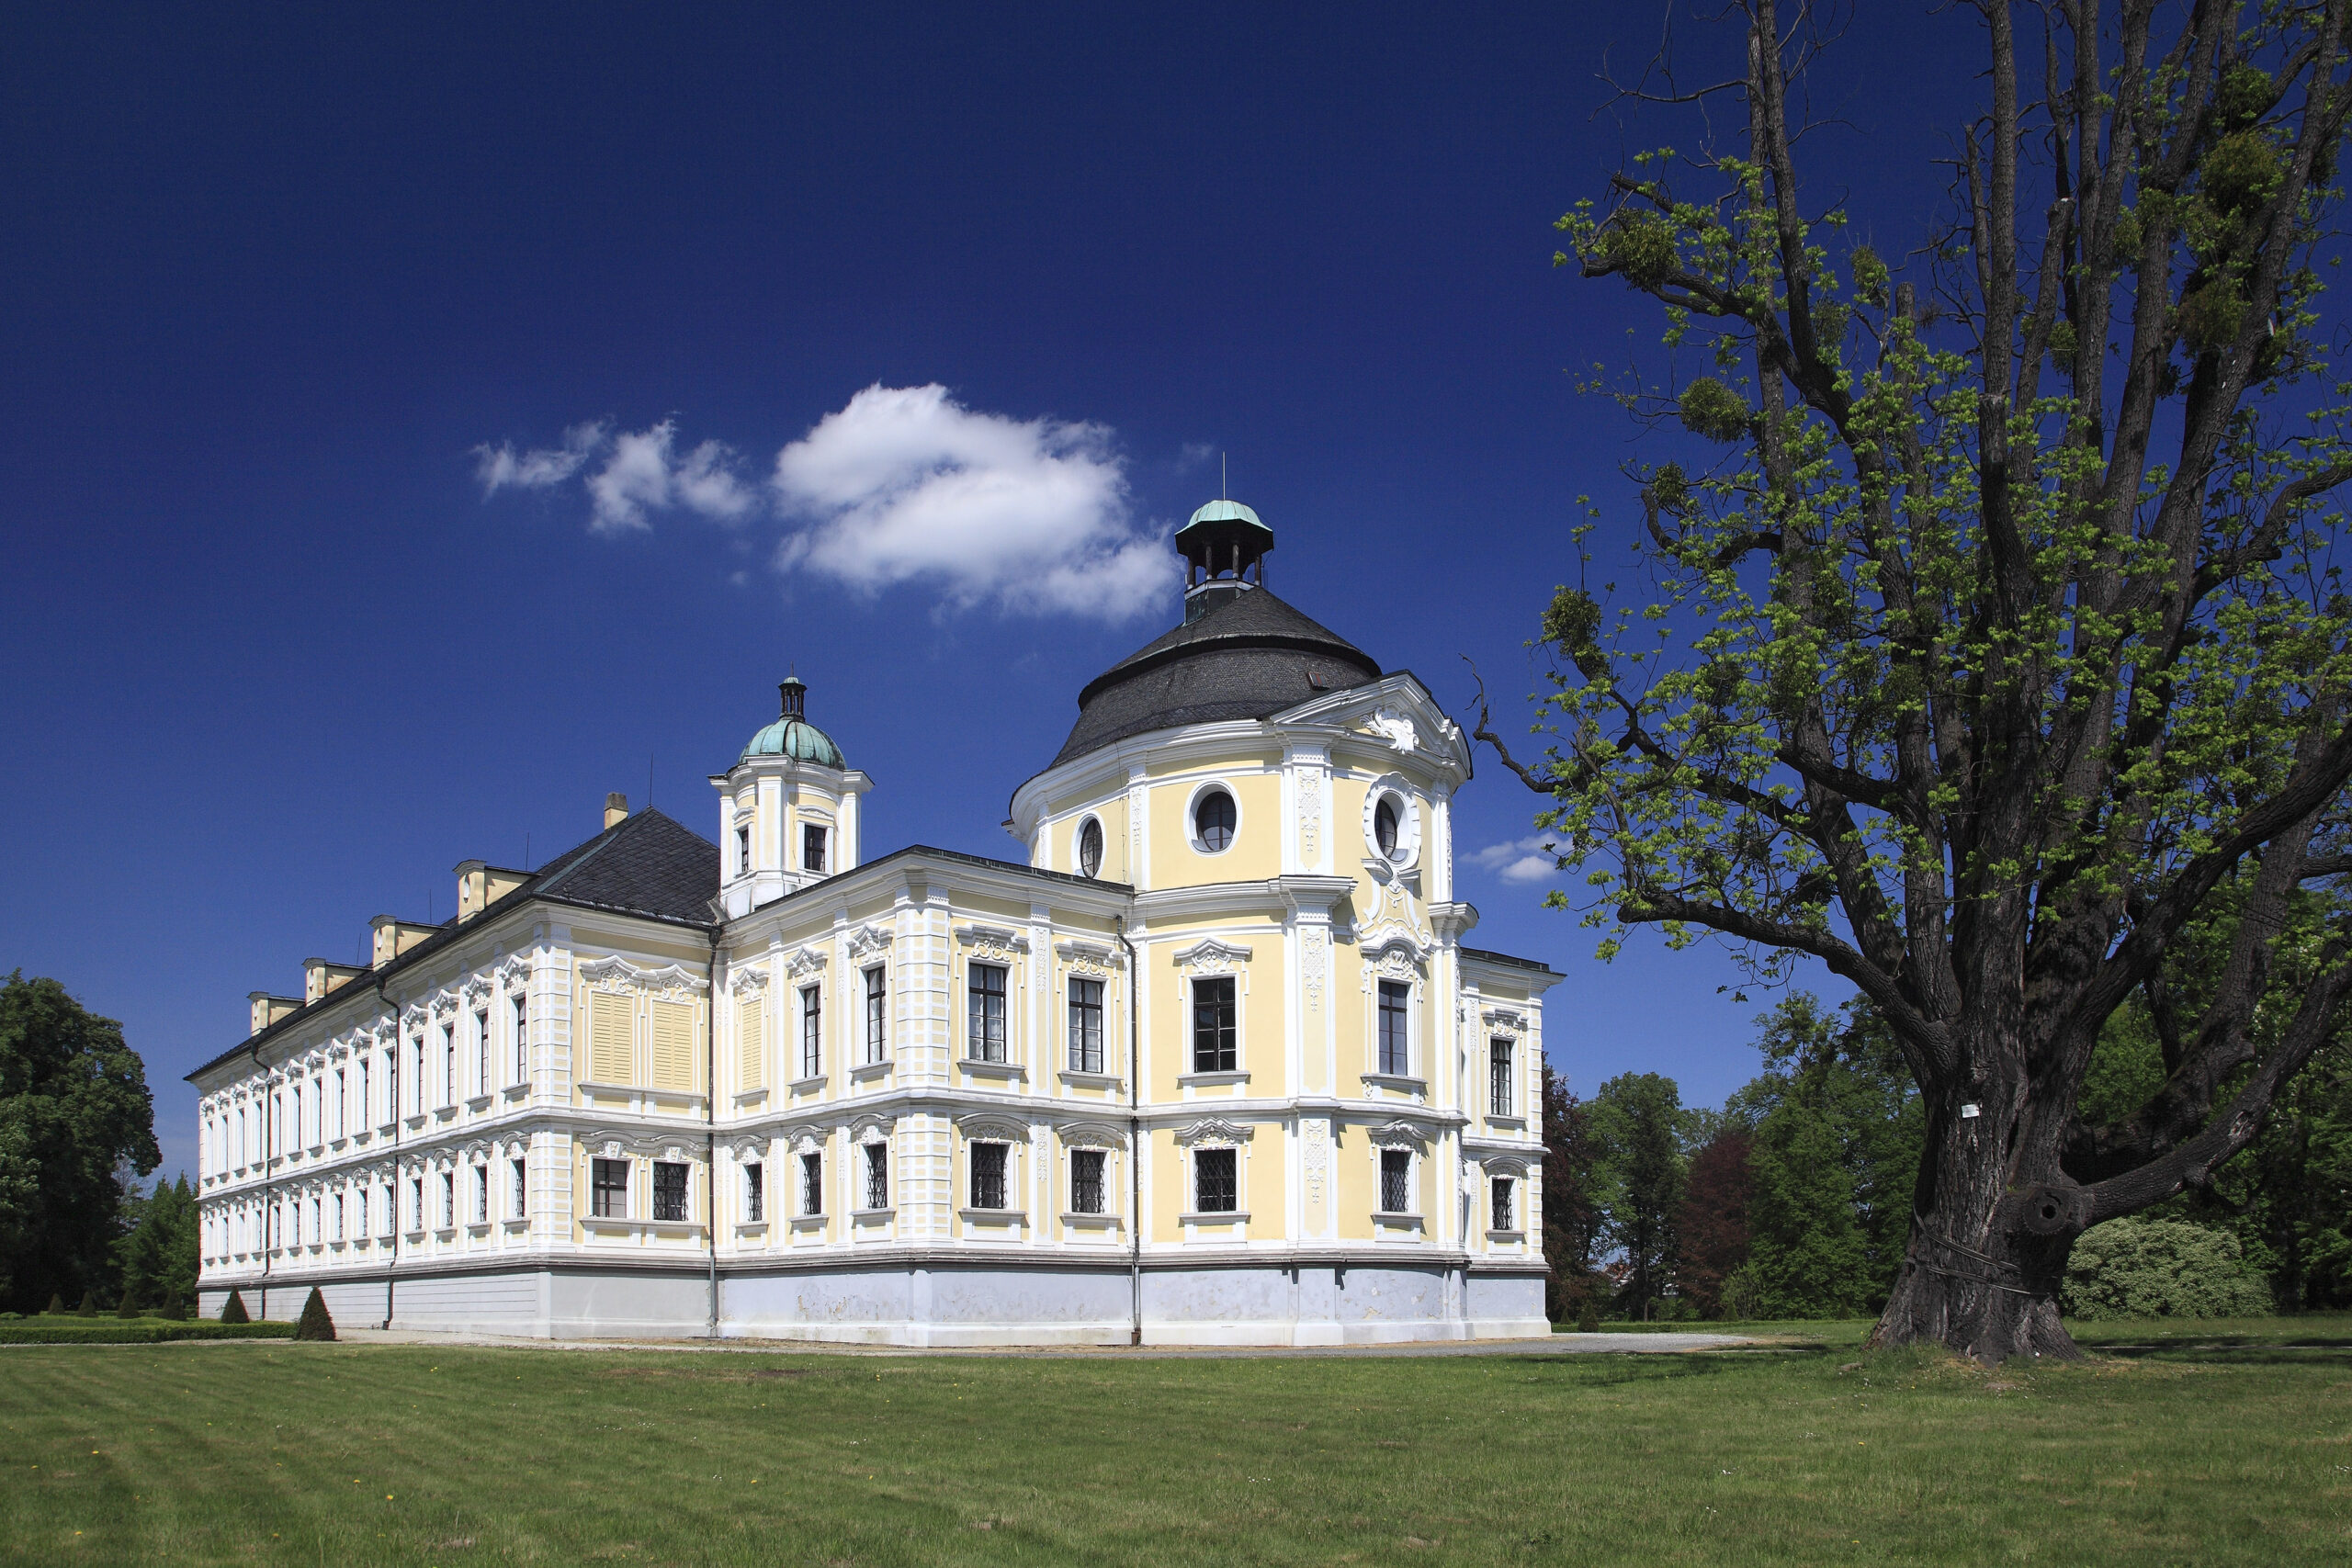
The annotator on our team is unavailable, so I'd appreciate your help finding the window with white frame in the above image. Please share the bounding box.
[308,1197,319,1243]
[333,1069,345,1139]
[1068,977,1104,1073]
[1192,977,1237,1072]
[1489,1038,1515,1114]
[513,996,528,1081]
[591,1157,628,1219]
[967,963,1007,1062]
[1491,1175,1517,1232]
[380,1183,393,1235]
[410,1176,424,1231]
[969,1142,1008,1209]
[736,822,752,876]
[1192,787,1237,852]
[864,965,887,1064]
[864,1143,888,1211]
[799,985,823,1078]
[1077,816,1103,877]
[474,1010,490,1096]
[1069,1148,1106,1214]
[441,1024,456,1106]
[357,1059,370,1127]
[800,1152,823,1217]
[744,1160,763,1223]
[511,1157,527,1219]
[412,1035,425,1114]
[439,1170,455,1228]
[1193,1147,1238,1213]
[1379,1149,1412,1213]
[653,1161,690,1223]
[1377,981,1410,1076]
[802,822,828,874]
[292,1084,304,1147]
[333,1191,344,1240]
[473,1164,489,1223]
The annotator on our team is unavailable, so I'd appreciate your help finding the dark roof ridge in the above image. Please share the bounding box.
[1075,588,1380,707]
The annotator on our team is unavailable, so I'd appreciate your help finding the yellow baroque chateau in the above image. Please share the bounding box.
[189,501,1560,1344]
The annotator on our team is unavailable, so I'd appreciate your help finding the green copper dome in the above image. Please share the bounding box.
[739,677,846,768]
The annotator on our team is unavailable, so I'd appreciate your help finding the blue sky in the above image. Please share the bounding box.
[3,3,1983,1178]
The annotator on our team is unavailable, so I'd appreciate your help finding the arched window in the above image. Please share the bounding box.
[1077,817,1103,878]
[1193,789,1236,852]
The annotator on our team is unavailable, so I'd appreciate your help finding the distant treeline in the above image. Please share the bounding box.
[1541,993,2352,1322]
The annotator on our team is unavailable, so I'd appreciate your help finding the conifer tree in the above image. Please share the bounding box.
[219,1290,249,1324]
[293,1287,335,1342]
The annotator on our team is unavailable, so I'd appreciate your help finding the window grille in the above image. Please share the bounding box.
[800,985,823,1078]
[1068,977,1104,1073]
[1492,1176,1516,1232]
[591,1158,628,1219]
[1380,1149,1411,1213]
[745,1161,764,1223]
[800,1152,823,1217]
[1490,1038,1514,1115]
[653,1161,690,1223]
[474,1165,489,1223]
[865,966,887,1064]
[967,964,1007,1062]
[1378,981,1409,1075]
[803,823,828,873]
[440,1171,455,1228]
[1194,1147,1238,1213]
[1070,1148,1106,1214]
[970,1142,1008,1209]
[865,1144,889,1211]
[512,1157,527,1219]
[1193,976,1237,1072]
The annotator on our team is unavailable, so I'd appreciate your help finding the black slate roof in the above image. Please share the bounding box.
[1050,588,1384,768]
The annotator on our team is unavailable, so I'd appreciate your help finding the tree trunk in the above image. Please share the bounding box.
[1870,1100,2086,1362]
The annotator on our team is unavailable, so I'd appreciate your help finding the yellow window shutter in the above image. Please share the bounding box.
[590,991,631,1084]
[651,1000,695,1090]
[739,998,763,1091]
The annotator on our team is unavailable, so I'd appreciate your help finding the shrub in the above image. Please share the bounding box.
[2063,1218,2276,1320]
[220,1291,250,1324]
[116,1292,140,1319]
[159,1290,185,1322]
[45,1293,66,1316]
[76,1290,97,1317]
[1719,1265,1763,1322]
[293,1287,335,1342]
[1577,1299,1603,1334]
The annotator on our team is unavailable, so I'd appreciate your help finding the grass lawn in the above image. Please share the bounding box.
[0,1317,2346,1565]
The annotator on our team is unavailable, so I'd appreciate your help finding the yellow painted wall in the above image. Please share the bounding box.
[1143,929,1287,1099]
[1146,768,1284,885]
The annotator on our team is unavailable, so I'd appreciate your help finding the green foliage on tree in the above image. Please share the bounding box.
[1479,0,2352,1360]
[114,1290,138,1319]
[2063,1218,2276,1319]
[1587,1072,1692,1314]
[1540,1065,1606,1320]
[0,974,160,1313]
[115,1174,198,1314]
[75,1289,96,1317]
[219,1291,249,1325]
[293,1288,335,1342]
[1673,1129,1753,1318]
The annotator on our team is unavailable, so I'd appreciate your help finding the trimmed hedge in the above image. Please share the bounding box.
[0,1320,298,1345]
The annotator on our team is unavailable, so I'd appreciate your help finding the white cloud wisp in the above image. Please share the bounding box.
[1471,834,1567,885]
[474,418,755,536]
[770,384,1178,621]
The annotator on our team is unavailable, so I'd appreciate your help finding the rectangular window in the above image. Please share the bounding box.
[1069,1148,1106,1214]
[1068,977,1104,1074]
[410,1176,424,1231]
[413,1037,425,1113]
[1491,1176,1516,1232]
[589,991,631,1085]
[442,1025,457,1105]
[511,1157,527,1219]
[1380,1149,1411,1213]
[1489,1038,1514,1115]
[799,985,823,1079]
[331,1193,343,1241]
[333,1070,345,1139]
[800,1152,823,1217]
[473,1164,489,1223]
[744,1161,764,1224]
[292,1086,303,1148]
[1194,1147,1238,1213]
[358,1059,369,1126]
[802,822,828,873]
[514,997,528,1081]
[652,1161,690,1223]
[969,1142,1007,1210]
[1377,981,1409,1076]
[864,966,887,1064]
[1192,976,1237,1073]
[967,963,1007,1063]
[864,1144,888,1211]
[440,1170,455,1228]
[474,1010,489,1096]
[591,1157,628,1219]
[736,823,752,875]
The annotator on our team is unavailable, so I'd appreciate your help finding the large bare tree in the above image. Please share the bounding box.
[1484,0,2352,1360]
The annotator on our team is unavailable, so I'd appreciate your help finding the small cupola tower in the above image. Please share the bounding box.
[1176,498,1272,623]
[710,674,873,919]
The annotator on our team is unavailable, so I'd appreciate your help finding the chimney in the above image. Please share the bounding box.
[605,792,629,830]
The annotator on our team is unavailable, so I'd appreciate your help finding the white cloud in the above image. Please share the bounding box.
[585,420,756,536]
[770,384,1179,620]
[1472,835,1567,885]
[474,421,606,495]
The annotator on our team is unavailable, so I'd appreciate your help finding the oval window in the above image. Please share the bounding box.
[1077,818,1103,878]
[1374,797,1399,859]
[1193,789,1237,853]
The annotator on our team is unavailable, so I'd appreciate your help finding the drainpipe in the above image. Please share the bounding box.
[378,976,399,1332]
[1113,913,1141,1347]
[251,1041,273,1323]
[706,922,723,1338]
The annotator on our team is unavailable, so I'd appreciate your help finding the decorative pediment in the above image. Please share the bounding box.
[785,1128,826,1157]
[1481,1006,1529,1034]
[461,975,495,1005]
[579,954,709,994]
[1171,938,1252,975]
[785,946,829,981]
[729,965,771,998]
[1360,930,1426,981]
[1057,1121,1128,1151]
[956,1111,1028,1144]
[1367,1119,1428,1151]
[727,1135,768,1162]
[847,923,895,960]
[459,1139,492,1162]
[1055,938,1123,974]
[496,953,534,991]
[850,1114,895,1145]
[429,989,461,1020]
[1173,1117,1254,1147]
[1479,1155,1532,1178]
[956,924,1030,960]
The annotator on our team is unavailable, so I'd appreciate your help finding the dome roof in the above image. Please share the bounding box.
[739,676,846,768]
[1179,498,1272,537]
[1047,586,1383,769]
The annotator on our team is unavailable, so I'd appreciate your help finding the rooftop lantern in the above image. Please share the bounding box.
[1174,498,1272,625]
